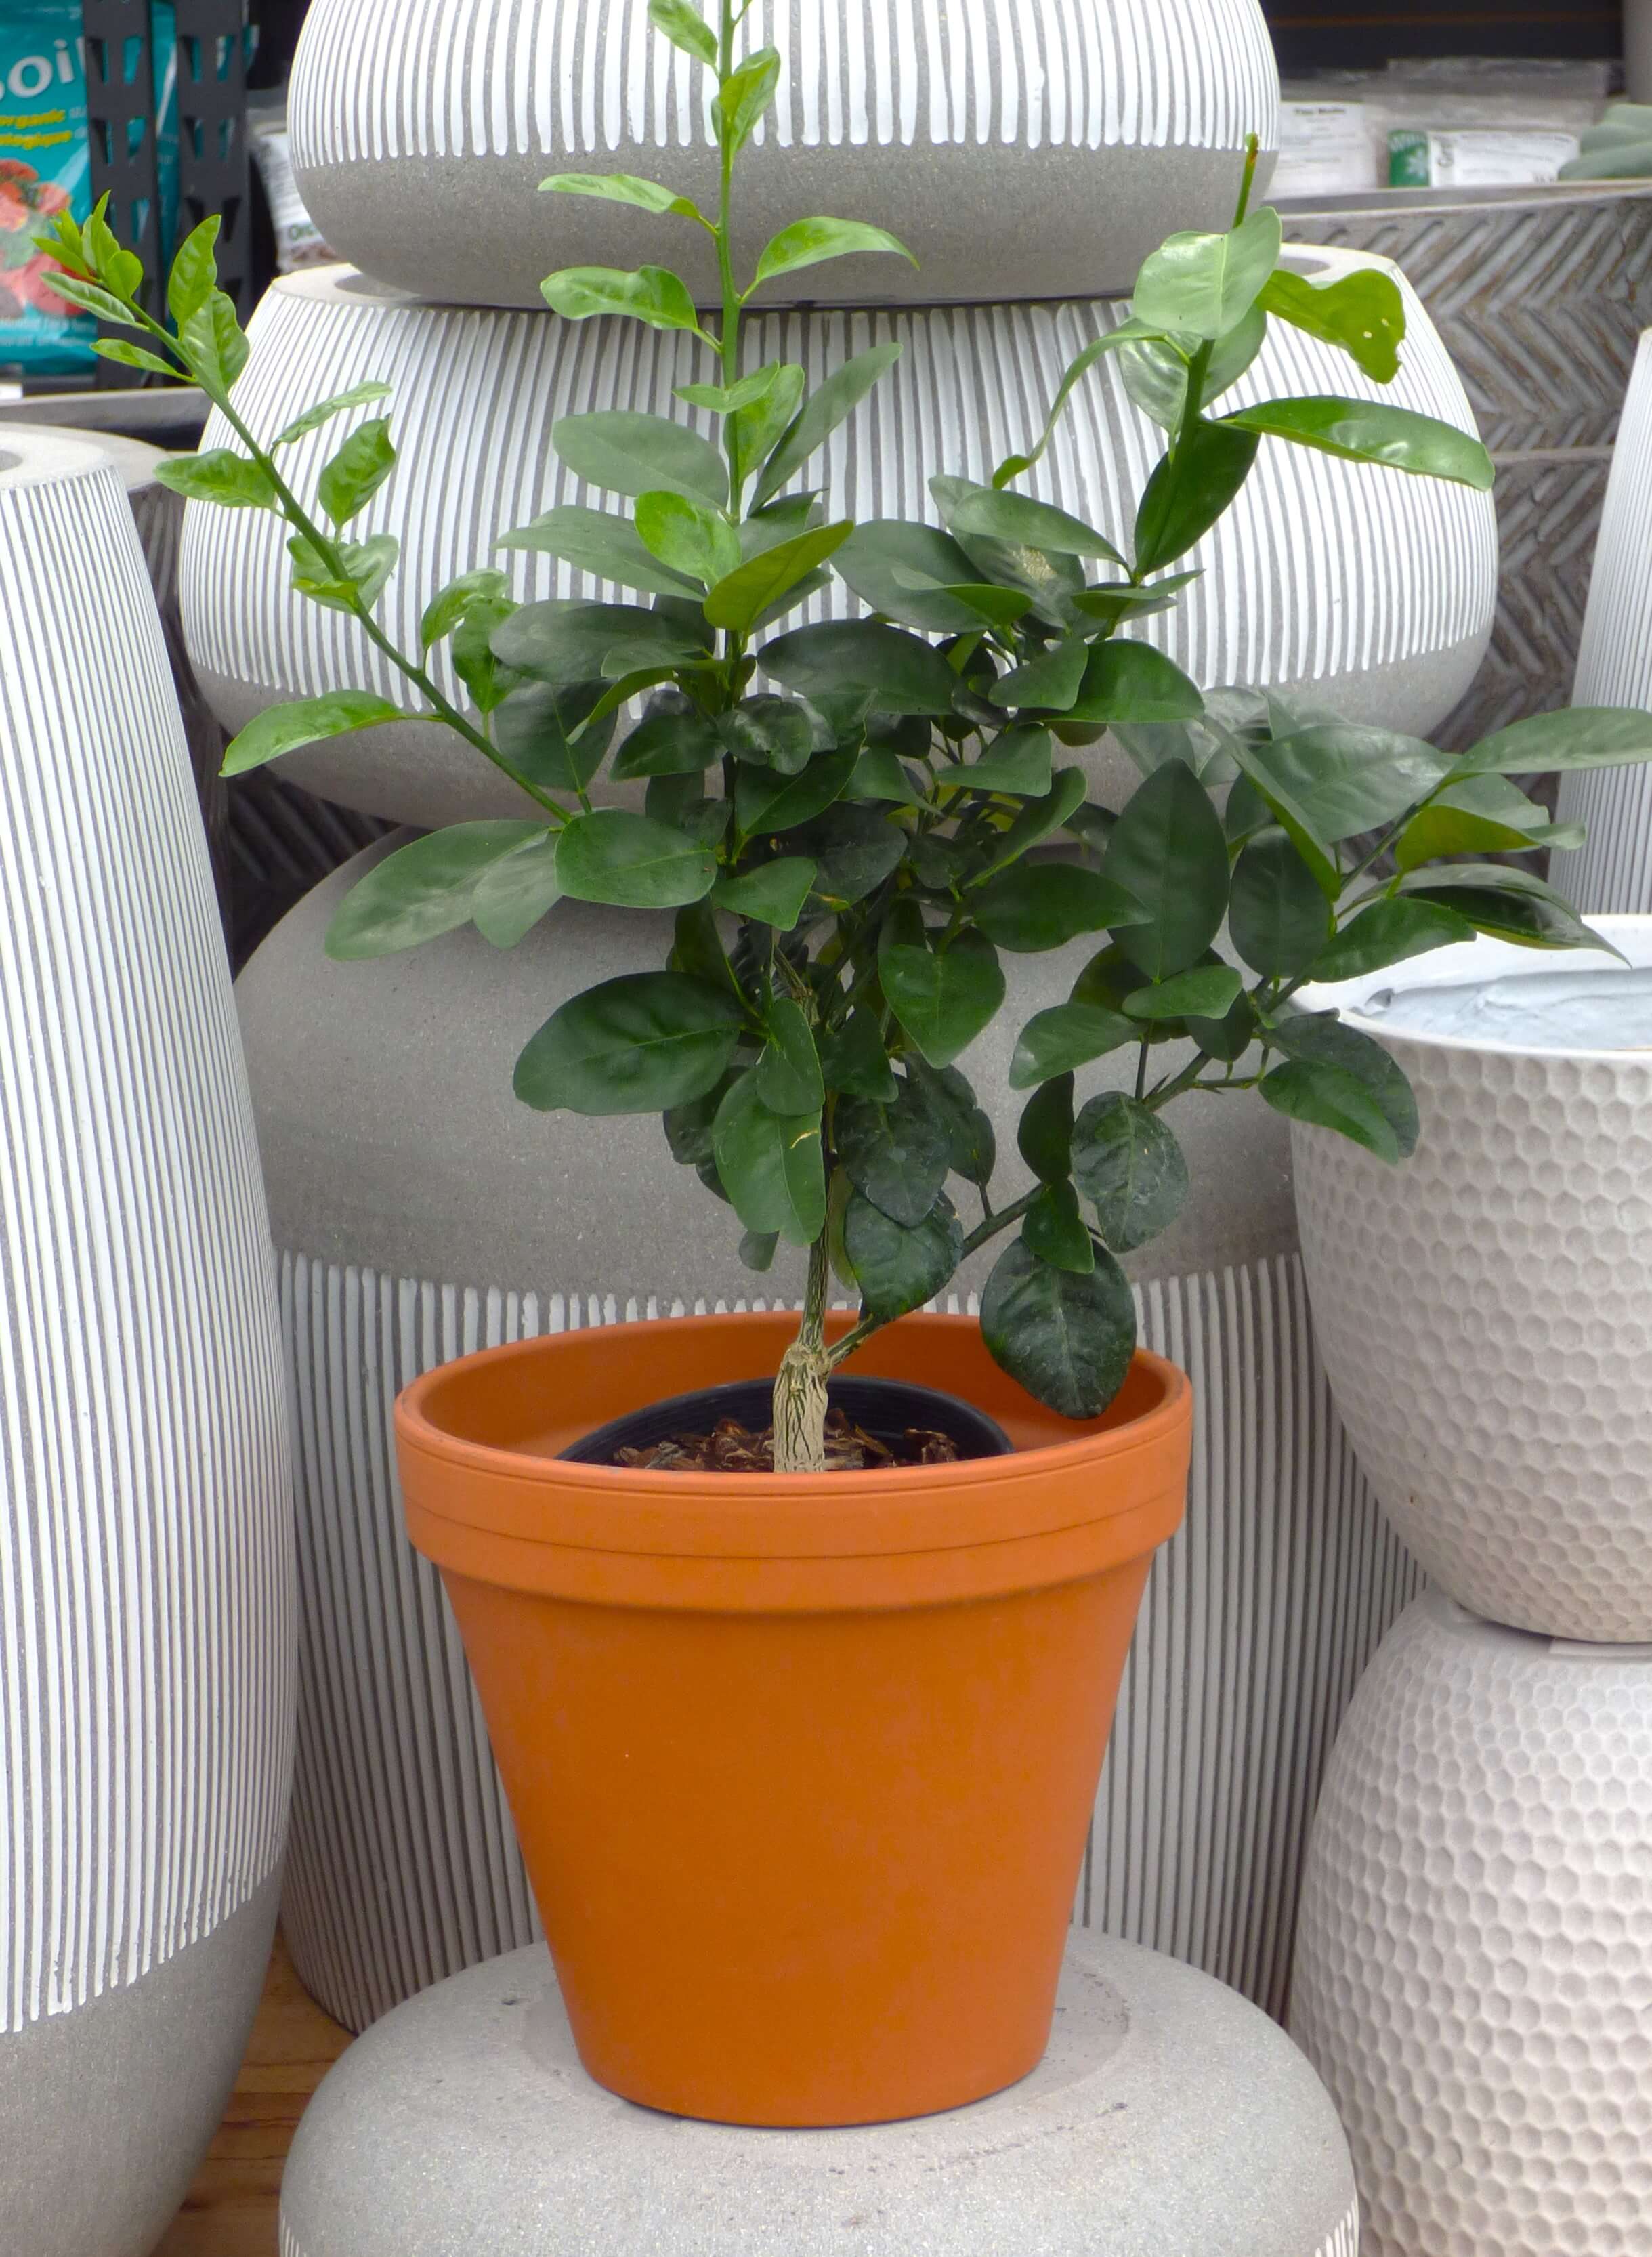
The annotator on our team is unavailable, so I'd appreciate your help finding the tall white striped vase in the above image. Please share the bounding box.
[1552,329,1652,913]
[286,0,1281,308]
[0,431,294,2256]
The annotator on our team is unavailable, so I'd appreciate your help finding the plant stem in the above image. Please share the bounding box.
[772,1234,832,1473]
[715,0,743,506]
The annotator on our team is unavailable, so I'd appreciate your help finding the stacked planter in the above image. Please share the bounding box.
[0,432,293,2256]
[179,0,1496,2033]
[1286,922,1652,2254]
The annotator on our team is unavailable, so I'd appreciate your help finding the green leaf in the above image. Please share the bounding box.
[83,201,144,299]
[761,618,958,716]
[552,410,728,506]
[221,688,403,778]
[819,1013,898,1103]
[718,696,822,774]
[753,342,903,508]
[712,857,818,929]
[740,1229,780,1273]
[1063,641,1204,726]
[962,726,1053,797]
[677,366,792,414]
[713,1073,824,1246]
[835,1078,950,1226]
[1070,571,1201,631]
[1101,760,1229,978]
[1124,964,1244,1020]
[715,46,781,154]
[1394,773,1574,868]
[973,862,1144,953]
[492,598,708,683]
[843,1190,962,1319]
[1132,417,1260,574]
[493,680,616,794]
[904,1059,995,1188]
[751,217,915,291]
[611,694,723,779]
[753,998,825,1112]
[542,263,708,338]
[1017,1072,1074,1182]
[1260,1059,1401,1163]
[555,809,717,907]
[979,1239,1136,1419]
[472,832,566,948]
[316,417,396,526]
[731,363,807,476]
[166,215,220,326]
[648,0,717,65]
[496,503,702,598]
[1132,206,1283,339]
[704,520,852,633]
[154,447,276,510]
[419,568,511,650]
[1023,1181,1095,1275]
[880,930,1005,1068]
[1009,1000,1136,1089]
[991,319,1167,488]
[1258,265,1404,383]
[516,971,742,1114]
[1270,1011,1418,1156]
[990,639,1088,713]
[1229,827,1334,977]
[1307,898,1475,984]
[1396,864,1618,956]
[91,339,179,378]
[270,381,394,448]
[324,822,547,958]
[450,594,517,713]
[834,520,1002,633]
[980,766,1089,876]
[1118,310,1267,429]
[851,747,926,804]
[1259,723,1455,844]
[35,270,134,327]
[287,530,400,613]
[1452,706,1652,776]
[1223,396,1494,490]
[1072,1093,1189,1252]
[540,171,704,223]
[735,744,857,835]
[633,489,742,588]
[942,482,1125,564]
[1188,982,1256,1063]
[181,290,249,389]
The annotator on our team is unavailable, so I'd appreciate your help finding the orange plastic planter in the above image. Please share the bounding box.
[396,1309,1191,2127]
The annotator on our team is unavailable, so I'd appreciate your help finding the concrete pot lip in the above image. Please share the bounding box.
[0,425,114,492]
[1294,913,1652,1064]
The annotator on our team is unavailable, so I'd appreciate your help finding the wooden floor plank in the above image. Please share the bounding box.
[152,1935,352,2257]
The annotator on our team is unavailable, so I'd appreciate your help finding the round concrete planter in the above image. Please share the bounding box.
[181,250,1496,829]
[287,0,1280,310]
[0,433,293,2255]
[1290,918,1652,1643]
[246,839,1419,2033]
[1290,1590,1652,2257]
[280,1933,1358,2254]
[1552,329,1652,915]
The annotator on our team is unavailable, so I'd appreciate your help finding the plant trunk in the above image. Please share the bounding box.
[771,1237,831,1473]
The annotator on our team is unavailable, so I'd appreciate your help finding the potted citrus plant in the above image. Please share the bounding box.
[45,0,1652,2128]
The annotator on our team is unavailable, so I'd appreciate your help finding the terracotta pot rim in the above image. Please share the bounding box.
[396,1309,1191,1507]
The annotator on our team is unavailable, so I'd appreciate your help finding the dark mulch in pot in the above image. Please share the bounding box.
[614,1408,962,1473]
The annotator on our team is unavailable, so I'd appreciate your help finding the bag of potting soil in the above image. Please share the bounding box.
[0,0,179,380]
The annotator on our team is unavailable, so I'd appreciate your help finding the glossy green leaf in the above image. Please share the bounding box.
[835,1078,950,1226]
[1132,417,1260,574]
[712,856,819,929]
[543,261,708,337]
[325,822,548,958]
[972,862,1145,953]
[1017,1072,1074,1182]
[91,339,179,378]
[551,409,728,505]
[979,1238,1136,1418]
[730,362,806,478]
[1307,898,1475,984]
[1258,264,1404,383]
[1223,396,1494,489]
[1100,759,1230,977]
[761,618,959,715]
[419,568,511,650]
[1394,772,1573,868]
[991,318,1167,488]
[880,930,1005,1067]
[843,1189,962,1318]
[734,744,857,835]
[316,416,396,526]
[1123,963,1244,1020]
[1023,1181,1095,1274]
[492,680,615,794]
[980,766,1089,876]
[1397,864,1620,956]
[221,688,404,777]
[181,291,249,389]
[750,997,825,1114]
[1118,308,1266,429]
[1247,723,1454,843]
[554,809,717,907]
[491,598,708,683]
[961,726,1053,797]
[1452,706,1652,776]
[540,171,704,222]
[799,804,907,904]
[750,216,915,290]
[286,530,400,613]
[647,0,717,64]
[1270,1011,1418,1156]
[272,380,392,448]
[154,447,275,509]
[715,46,781,154]
[43,270,143,327]
[1064,640,1204,726]
[165,215,219,326]
[710,1072,824,1246]
[1260,1058,1401,1162]
[1131,206,1283,339]
[906,1059,996,1187]
[941,481,1125,563]
[496,503,702,598]
[1009,1000,1136,1089]
[1229,826,1334,976]
[678,364,792,415]
[633,488,742,587]
[83,200,144,297]
[718,695,822,774]
[1072,1092,1189,1252]
[610,694,722,780]
[752,341,903,507]
[704,520,852,632]
[830,520,988,633]
[851,747,926,803]
[990,639,1088,713]
[515,970,742,1113]
[818,1013,898,1103]
[471,832,566,948]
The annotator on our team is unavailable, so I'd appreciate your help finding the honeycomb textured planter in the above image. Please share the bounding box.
[182,256,1495,828]
[1290,1590,1652,2257]
[1553,327,1652,914]
[287,0,1279,308]
[0,432,293,2256]
[1290,918,1652,1642]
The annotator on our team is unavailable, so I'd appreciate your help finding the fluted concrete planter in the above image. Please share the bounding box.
[181,251,1496,828]
[0,432,293,2256]
[1552,330,1652,914]
[1290,1590,1652,2257]
[287,0,1280,310]
[1290,919,1652,1642]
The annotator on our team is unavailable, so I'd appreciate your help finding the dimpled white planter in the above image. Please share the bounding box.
[1553,330,1652,914]
[287,0,1280,310]
[1290,919,1652,1643]
[181,253,1496,829]
[0,433,293,2254]
[1290,1590,1652,2257]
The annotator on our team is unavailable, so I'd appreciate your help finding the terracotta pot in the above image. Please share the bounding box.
[395,1309,1191,2126]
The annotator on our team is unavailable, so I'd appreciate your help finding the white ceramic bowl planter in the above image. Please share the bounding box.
[1291,1590,1652,2257]
[0,432,293,2255]
[286,0,1280,310]
[1290,917,1652,1643]
[1552,329,1652,914]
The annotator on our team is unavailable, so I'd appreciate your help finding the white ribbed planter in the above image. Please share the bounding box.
[1552,329,1652,914]
[1290,919,1652,1643]
[0,434,293,2256]
[1290,1590,1652,2257]
[181,251,1496,829]
[287,0,1280,309]
[243,843,1418,2032]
